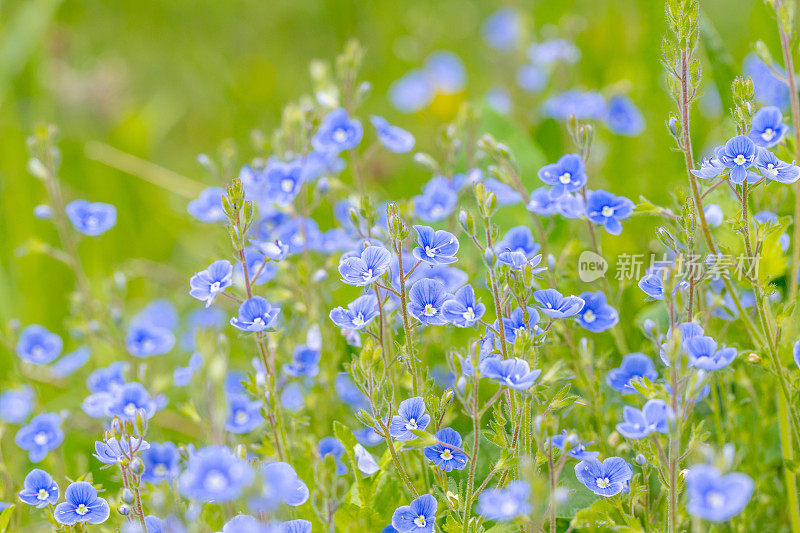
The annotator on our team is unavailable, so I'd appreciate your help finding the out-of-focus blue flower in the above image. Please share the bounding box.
[529,39,580,65]
[606,353,657,394]
[126,322,175,358]
[527,187,560,216]
[330,294,379,331]
[230,296,281,332]
[408,278,449,326]
[190,260,233,307]
[18,468,59,508]
[517,64,547,93]
[355,426,384,447]
[263,158,305,207]
[318,437,348,475]
[173,352,203,387]
[501,307,541,343]
[684,336,737,371]
[280,519,312,533]
[409,263,468,293]
[15,413,63,462]
[425,52,465,93]
[252,239,290,262]
[794,338,800,369]
[480,356,541,390]
[354,443,380,475]
[188,187,226,223]
[335,372,369,410]
[389,70,432,113]
[576,291,618,332]
[249,461,309,512]
[749,106,788,147]
[33,204,53,219]
[704,204,724,227]
[65,200,116,236]
[616,399,674,439]
[370,116,415,153]
[424,428,467,472]
[478,481,530,522]
[178,446,254,502]
[107,382,159,421]
[235,248,277,287]
[51,346,90,378]
[686,464,753,522]
[586,190,634,235]
[543,90,606,121]
[718,135,757,184]
[93,436,149,464]
[313,108,363,154]
[606,95,645,136]
[538,154,586,198]
[392,494,437,533]
[222,514,268,533]
[54,481,109,525]
[745,54,790,109]
[660,321,705,366]
[412,225,459,265]
[281,383,305,412]
[283,345,321,378]
[442,285,485,328]
[497,226,540,258]
[534,288,585,319]
[16,325,62,365]
[486,87,512,114]
[754,148,800,183]
[548,431,599,461]
[483,178,522,205]
[389,397,431,440]
[142,441,180,484]
[483,8,520,51]
[225,394,263,434]
[0,387,34,423]
[339,246,392,286]
[575,457,632,497]
[414,176,458,222]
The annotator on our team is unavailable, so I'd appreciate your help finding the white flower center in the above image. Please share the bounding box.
[37,488,49,500]
[253,317,265,326]
[425,246,436,257]
[440,449,453,460]
[124,402,138,417]
[762,128,775,141]
[352,313,365,327]
[281,179,294,193]
[462,307,475,321]
[601,206,615,217]
[767,163,778,176]
[583,310,596,323]
[333,129,348,143]
[405,418,418,430]
[596,477,611,488]
[423,304,437,317]
[707,491,726,509]
[362,268,374,281]
[414,515,427,527]
[34,432,48,446]
[204,471,228,492]
[154,464,167,477]
[558,172,572,184]
[734,154,746,165]
[210,281,221,292]
[32,346,45,359]
[234,410,249,425]
[76,503,89,516]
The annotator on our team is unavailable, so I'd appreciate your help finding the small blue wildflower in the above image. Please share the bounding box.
[534,288,585,319]
[51,345,90,378]
[370,116,415,153]
[480,356,541,390]
[392,494,437,533]
[704,204,724,227]
[543,90,606,120]
[557,192,587,218]
[425,51,465,93]
[616,399,674,439]
[497,226,540,257]
[264,158,305,207]
[173,352,203,386]
[538,154,586,198]
[190,260,233,307]
[408,278,449,326]
[107,382,159,421]
[354,443,380,475]
[606,95,645,136]
[222,514,267,533]
[126,323,175,358]
[638,267,667,300]
[409,263,468,292]
[482,177,522,205]
[412,225,459,265]
[745,54,790,108]
[684,336,737,371]
[575,457,632,497]
[660,321,705,366]
[330,294,379,331]
[501,306,541,343]
[389,397,431,440]
[496,249,545,272]
[33,204,53,219]
[718,135,757,184]
[414,176,458,222]
[235,247,278,286]
[483,8,519,51]
[225,394,263,434]
[576,291,618,332]
[252,238,290,262]
[249,461,309,512]
[339,246,392,286]
[230,296,281,332]
[527,187,560,215]
[318,437,348,475]
[313,108,363,154]
[486,87,512,114]
[18,468,59,508]
[749,106,788,148]
[548,431,600,461]
[0,387,34,423]
[142,441,180,484]
[754,148,800,183]
[606,353,658,394]
[478,481,530,522]
[529,39,580,65]
[54,481,109,525]
[794,338,800,369]
[15,413,63,462]
[424,428,468,472]
[283,345,321,378]
[691,155,726,179]
[686,465,753,522]
[281,383,305,412]
[586,190,635,235]
[280,520,313,533]
[188,187,227,223]
[517,64,547,93]
[65,200,116,236]
[178,446,254,502]
[335,372,369,410]
[16,325,62,365]
[442,285,485,328]
[94,436,150,464]
[355,426,384,447]
[389,70,432,113]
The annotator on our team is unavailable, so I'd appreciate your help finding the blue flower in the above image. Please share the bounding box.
[638,267,667,300]
[483,177,522,205]
[575,457,632,497]
[249,461,309,512]
[754,148,800,183]
[606,353,658,394]
[235,247,277,286]
[414,177,458,222]
[412,225,459,265]
[745,54,790,108]
[425,52,465,93]
[529,39,580,65]
[576,291,619,332]
[107,382,159,421]
[65,200,116,236]
[704,204,724,227]
[390,70,432,113]
[408,279,449,326]
[280,519,313,533]
[606,95,645,136]
[616,399,674,439]
[486,87,512,113]
[659,321,705,366]
[548,431,599,461]
[94,436,150,464]
[370,116,415,153]
[478,481,530,521]
[749,106,788,148]
[339,246,392,286]
[252,238,290,262]
[15,413,63,462]
[173,352,203,386]
[586,190,634,235]
[230,296,281,332]
[392,494,437,533]
[313,108,363,154]
[691,155,726,179]
[497,226,540,258]
[517,64,547,93]
[501,307,541,343]
[126,323,175,358]
[178,446,254,502]
[188,187,227,223]
[483,8,519,51]
[283,345,321,377]
[718,135,757,184]
[330,294,379,331]
[335,372,369,410]
[225,394,263,434]
[480,356,541,390]
[87,362,126,393]
[142,442,180,484]
[794,338,800,369]
[543,90,606,121]
[54,481,109,525]
[0,387,34,423]
[534,289,585,319]
[442,285,485,328]
[16,325,62,365]
[389,397,431,440]
[281,384,305,412]
[527,187,560,215]
[51,346,90,378]
[18,468,59,508]
[684,336,737,371]
[318,437,348,475]
[222,515,268,533]
[264,158,305,207]
[190,260,233,307]
[424,428,468,472]
[686,465,753,522]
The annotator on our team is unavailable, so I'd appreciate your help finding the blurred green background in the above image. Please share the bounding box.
[0,0,780,329]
